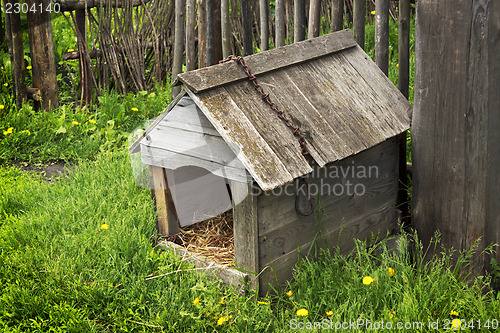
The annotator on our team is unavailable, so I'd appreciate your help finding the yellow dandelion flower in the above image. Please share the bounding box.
[220,300,226,305]
[27,66,32,70]
[388,267,395,277]
[404,279,407,283]
[89,119,96,124]
[4,83,8,87]
[389,311,395,319]
[193,296,201,305]
[257,301,268,305]
[450,311,459,316]
[3,127,13,136]
[0,105,4,109]
[100,224,109,230]
[25,130,30,136]
[296,308,308,317]
[131,107,139,112]
[362,276,374,285]
[286,290,293,297]
[72,121,79,125]
[396,63,399,68]
[326,310,333,316]
[217,315,231,326]
[371,10,376,15]
[451,318,461,329]
[68,49,75,52]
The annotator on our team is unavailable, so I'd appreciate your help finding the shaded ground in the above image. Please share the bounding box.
[12,162,75,182]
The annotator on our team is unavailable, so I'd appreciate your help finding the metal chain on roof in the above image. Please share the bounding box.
[220,55,313,216]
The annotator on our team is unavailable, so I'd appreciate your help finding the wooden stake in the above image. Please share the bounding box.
[260,0,269,50]
[308,0,320,39]
[293,0,305,42]
[375,0,389,75]
[186,0,197,71]
[331,0,344,32]
[353,0,365,49]
[149,166,180,236]
[275,0,285,46]
[172,0,186,98]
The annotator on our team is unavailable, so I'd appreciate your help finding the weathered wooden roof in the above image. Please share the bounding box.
[132,30,412,191]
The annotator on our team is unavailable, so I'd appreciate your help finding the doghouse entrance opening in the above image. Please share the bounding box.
[173,210,235,266]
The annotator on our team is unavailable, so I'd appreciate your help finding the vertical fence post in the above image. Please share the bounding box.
[241,0,253,55]
[186,0,197,71]
[331,0,344,32]
[221,0,231,58]
[260,0,270,50]
[172,0,185,98]
[198,0,207,68]
[293,0,305,42]
[398,0,410,98]
[308,0,321,39]
[4,1,26,108]
[375,0,389,75]
[205,0,214,65]
[75,9,92,104]
[353,0,365,49]
[413,0,500,275]
[26,0,58,110]
[275,0,285,46]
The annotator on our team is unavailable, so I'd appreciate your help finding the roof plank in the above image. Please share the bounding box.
[175,29,357,93]
[185,88,304,191]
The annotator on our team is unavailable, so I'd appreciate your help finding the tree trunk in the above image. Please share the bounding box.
[331,0,344,32]
[353,0,365,49]
[172,0,186,97]
[259,0,269,50]
[308,0,320,39]
[375,0,389,75]
[5,1,27,108]
[26,0,58,110]
[413,0,500,275]
[294,0,305,42]
[275,0,285,46]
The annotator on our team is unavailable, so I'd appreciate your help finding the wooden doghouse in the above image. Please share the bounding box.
[129,30,412,293]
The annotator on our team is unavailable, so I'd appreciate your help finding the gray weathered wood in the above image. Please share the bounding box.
[413,0,500,274]
[198,0,207,68]
[56,0,148,10]
[375,0,389,75]
[129,90,187,154]
[4,2,26,108]
[398,0,410,98]
[293,0,305,42]
[307,0,321,39]
[260,202,395,294]
[27,0,58,110]
[149,166,180,236]
[186,87,310,190]
[232,180,260,291]
[221,0,231,58]
[186,0,197,71]
[259,139,398,236]
[205,0,214,66]
[175,29,357,92]
[259,160,397,264]
[331,0,344,32]
[260,0,270,50]
[275,0,286,47]
[241,0,253,55]
[353,0,365,49]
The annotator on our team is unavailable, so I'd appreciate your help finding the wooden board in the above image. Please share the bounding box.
[149,166,180,236]
[231,180,260,291]
[257,139,399,266]
[175,30,357,93]
[259,202,396,294]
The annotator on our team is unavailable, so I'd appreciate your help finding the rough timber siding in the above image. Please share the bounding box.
[178,30,411,191]
[258,138,399,293]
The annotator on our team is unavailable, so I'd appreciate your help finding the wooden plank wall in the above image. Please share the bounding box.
[413,0,500,275]
[257,138,399,293]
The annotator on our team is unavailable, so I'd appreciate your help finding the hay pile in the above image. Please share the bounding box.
[178,211,234,266]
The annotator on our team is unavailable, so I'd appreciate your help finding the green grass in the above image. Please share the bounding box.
[1,151,499,332]
[0,84,172,164]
